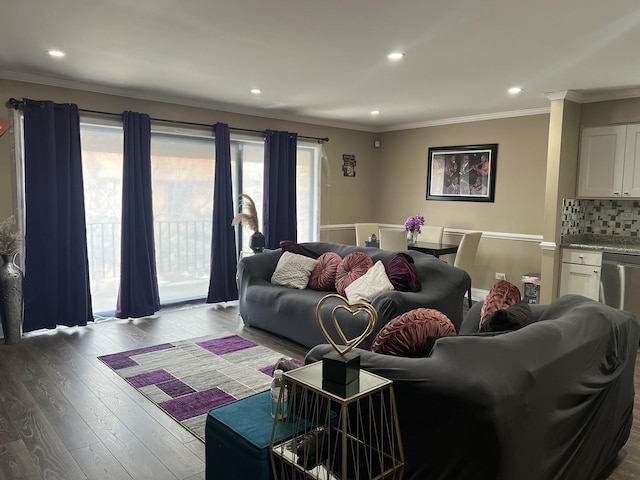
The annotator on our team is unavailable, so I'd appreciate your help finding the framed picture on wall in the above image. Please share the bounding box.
[426,143,498,202]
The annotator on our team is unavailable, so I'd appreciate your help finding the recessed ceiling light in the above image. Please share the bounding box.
[508,87,522,95]
[370,110,380,116]
[387,52,405,60]
[48,50,66,57]
[250,89,262,94]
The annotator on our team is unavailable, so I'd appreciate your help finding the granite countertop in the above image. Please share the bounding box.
[561,234,640,254]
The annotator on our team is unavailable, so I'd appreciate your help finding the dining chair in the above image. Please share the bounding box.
[355,223,380,247]
[453,231,483,308]
[418,225,444,244]
[379,228,408,251]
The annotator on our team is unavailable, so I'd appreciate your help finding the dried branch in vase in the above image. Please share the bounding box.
[231,194,260,233]
[0,215,21,255]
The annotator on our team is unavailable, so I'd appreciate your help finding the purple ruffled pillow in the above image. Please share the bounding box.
[370,308,456,357]
[385,253,421,292]
[308,252,341,291]
[279,240,320,259]
[335,252,373,296]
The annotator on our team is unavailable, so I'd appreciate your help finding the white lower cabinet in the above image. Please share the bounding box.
[560,249,602,301]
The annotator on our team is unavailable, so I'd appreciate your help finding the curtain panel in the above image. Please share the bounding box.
[206,123,238,303]
[263,130,298,249]
[22,99,93,331]
[116,111,160,318]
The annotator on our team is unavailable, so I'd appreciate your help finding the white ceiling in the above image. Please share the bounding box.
[2,0,640,131]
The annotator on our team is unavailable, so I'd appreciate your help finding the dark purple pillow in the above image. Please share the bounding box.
[279,240,320,259]
[385,253,421,292]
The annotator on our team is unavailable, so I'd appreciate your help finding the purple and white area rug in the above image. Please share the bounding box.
[98,334,302,442]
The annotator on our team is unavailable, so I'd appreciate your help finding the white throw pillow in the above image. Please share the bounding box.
[271,251,319,289]
[345,260,394,302]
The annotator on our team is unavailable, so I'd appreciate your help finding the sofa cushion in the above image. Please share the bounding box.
[345,260,394,302]
[308,252,341,291]
[280,240,320,259]
[271,251,318,289]
[480,301,535,333]
[385,253,421,292]
[479,280,521,329]
[370,308,456,357]
[335,252,374,296]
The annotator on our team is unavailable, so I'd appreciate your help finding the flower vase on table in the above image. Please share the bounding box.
[404,214,425,247]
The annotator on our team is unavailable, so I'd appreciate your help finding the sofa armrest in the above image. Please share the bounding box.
[237,249,281,284]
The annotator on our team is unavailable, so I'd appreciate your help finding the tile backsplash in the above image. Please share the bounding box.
[562,199,640,237]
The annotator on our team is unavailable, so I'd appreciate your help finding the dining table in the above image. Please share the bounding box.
[408,241,459,258]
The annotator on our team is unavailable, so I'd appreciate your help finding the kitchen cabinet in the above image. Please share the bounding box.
[577,124,640,198]
[560,248,602,301]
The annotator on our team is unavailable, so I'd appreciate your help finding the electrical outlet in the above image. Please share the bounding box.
[495,272,506,280]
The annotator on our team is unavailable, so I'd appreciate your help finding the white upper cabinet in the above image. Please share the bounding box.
[578,124,640,198]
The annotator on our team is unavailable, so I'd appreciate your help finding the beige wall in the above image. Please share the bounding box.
[8,79,634,298]
[0,79,376,238]
[376,115,550,292]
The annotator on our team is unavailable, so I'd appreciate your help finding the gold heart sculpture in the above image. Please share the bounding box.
[316,293,378,356]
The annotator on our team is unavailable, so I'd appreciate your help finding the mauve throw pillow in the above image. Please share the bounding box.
[385,253,421,292]
[480,301,535,333]
[479,280,522,330]
[308,252,342,291]
[335,252,374,296]
[370,308,456,357]
[279,240,320,259]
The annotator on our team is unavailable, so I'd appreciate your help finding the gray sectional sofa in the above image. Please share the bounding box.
[306,294,639,480]
[236,242,471,348]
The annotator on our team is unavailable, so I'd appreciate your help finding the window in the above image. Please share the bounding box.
[79,121,320,314]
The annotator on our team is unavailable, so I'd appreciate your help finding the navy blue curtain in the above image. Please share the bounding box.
[206,123,238,303]
[263,130,298,249]
[116,111,160,318]
[22,99,93,331]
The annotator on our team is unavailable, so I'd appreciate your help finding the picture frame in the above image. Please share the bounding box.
[426,143,498,202]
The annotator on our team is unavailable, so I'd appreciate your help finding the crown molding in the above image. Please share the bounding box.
[545,90,584,103]
[581,88,640,104]
[381,107,551,132]
[0,69,377,133]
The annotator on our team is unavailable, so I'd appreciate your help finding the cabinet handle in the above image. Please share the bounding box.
[578,255,584,259]
[614,192,621,196]
[624,192,630,196]
[594,270,599,273]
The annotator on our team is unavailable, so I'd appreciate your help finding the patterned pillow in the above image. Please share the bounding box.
[308,252,342,291]
[479,280,522,330]
[271,251,319,289]
[370,308,456,357]
[335,252,374,296]
[344,260,394,302]
[385,253,421,292]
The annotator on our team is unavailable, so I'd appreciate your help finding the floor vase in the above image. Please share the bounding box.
[0,253,24,344]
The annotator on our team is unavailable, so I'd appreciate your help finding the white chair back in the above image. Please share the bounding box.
[453,231,482,307]
[379,228,408,251]
[419,225,444,244]
[355,223,380,247]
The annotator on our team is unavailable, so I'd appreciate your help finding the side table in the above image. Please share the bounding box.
[270,362,404,479]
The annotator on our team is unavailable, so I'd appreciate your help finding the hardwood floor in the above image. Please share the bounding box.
[0,301,638,480]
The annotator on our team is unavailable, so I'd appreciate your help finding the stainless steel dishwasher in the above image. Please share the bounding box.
[600,251,640,321]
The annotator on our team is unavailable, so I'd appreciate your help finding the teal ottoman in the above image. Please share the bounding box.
[205,390,303,480]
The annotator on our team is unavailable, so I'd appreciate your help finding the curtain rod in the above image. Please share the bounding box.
[7,98,329,144]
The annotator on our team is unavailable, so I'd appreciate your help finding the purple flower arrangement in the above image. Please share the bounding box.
[404,214,425,234]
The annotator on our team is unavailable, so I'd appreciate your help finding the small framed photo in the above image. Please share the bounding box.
[426,143,498,202]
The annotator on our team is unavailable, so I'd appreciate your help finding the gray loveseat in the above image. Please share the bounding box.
[306,294,639,480]
[237,242,471,349]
